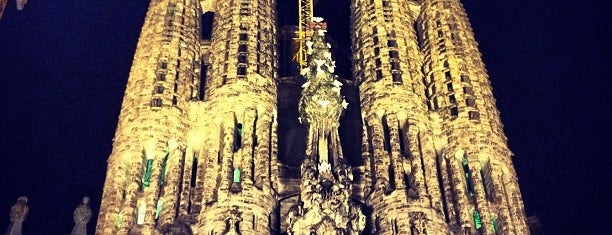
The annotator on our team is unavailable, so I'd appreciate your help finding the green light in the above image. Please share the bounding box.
[159,150,169,186]
[142,159,154,188]
[233,168,241,183]
[473,210,482,229]
[491,216,498,233]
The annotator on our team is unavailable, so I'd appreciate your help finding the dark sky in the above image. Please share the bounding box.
[0,0,609,234]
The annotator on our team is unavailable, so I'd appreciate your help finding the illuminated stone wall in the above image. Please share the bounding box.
[96,0,529,234]
[418,0,529,234]
[350,0,530,234]
[96,0,201,234]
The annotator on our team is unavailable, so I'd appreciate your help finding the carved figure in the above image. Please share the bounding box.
[70,197,92,235]
[4,196,29,235]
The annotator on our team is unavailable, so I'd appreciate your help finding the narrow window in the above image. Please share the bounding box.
[382,118,391,153]
[239,44,247,52]
[239,33,248,41]
[450,106,458,117]
[154,86,164,94]
[137,202,146,225]
[392,73,402,84]
[376,70,382,81]
[157,73,166,81]
[237,66,247,76]
[447,83,454,92]
[469,111,480,120]
[461,74,470,82]
[155,198,164,220]
[233,168,241,183]
[462,156,475,195]
[463,87,474,95]
[491,215,499,234]
[199,63,207,101]
[159,150,170,185]
[445,71,452,80]
[233,123,243,152]
[433,97,439,109]
[473,210,483,230]
[398,128,406,156]
[389,50,399,59]
[142,155,154,188]
[201,12,215,40]
[238,54,247,63]
[190,155,198,188]
[466,98,476,107]
[387,40,397,48]
[449,95,456,104]
[481,160,495,201]
[391,61,400,70]
[151,98,163,108]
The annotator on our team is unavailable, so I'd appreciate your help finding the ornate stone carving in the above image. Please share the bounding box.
[409,212,428,235]
[223,206,243,235]
[287,20,365,235]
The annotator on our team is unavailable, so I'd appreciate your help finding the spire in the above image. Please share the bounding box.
[298,18,348,171]
[287,18,365,235]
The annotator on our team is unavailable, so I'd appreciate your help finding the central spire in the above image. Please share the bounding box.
[287,18,365,235]
[298,18,348,177]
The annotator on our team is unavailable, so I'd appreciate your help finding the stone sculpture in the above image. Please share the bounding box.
[4,196,28,235]
[70,197,92,235]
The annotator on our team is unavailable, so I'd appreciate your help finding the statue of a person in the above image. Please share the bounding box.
[4,196,29,235]
[70,197,92,235]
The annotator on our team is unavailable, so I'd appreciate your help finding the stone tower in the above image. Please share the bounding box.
[96,0,278,234]
[96,0,530,234]
[350,0,529,234]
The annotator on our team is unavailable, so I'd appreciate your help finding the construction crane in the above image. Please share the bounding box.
[294,0,317,71]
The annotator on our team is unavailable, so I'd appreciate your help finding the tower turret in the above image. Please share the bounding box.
[418,0,529,234]
[189,0,280,234]
[351,0,448,233]
[96,0,202,233]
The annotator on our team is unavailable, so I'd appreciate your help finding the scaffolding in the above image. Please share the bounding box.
[294,0,315,70]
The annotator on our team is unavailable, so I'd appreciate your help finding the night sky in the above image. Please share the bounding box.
[0,0,609,234]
